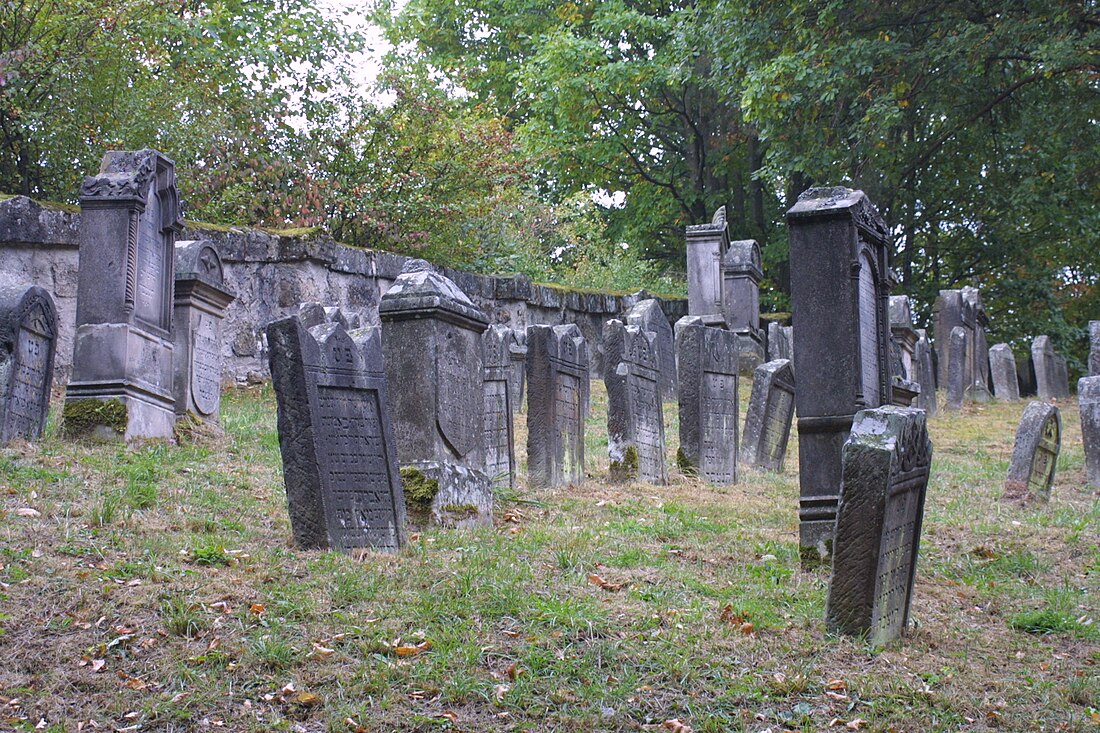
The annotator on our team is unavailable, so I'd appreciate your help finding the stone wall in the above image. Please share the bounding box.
[0,195,686,385]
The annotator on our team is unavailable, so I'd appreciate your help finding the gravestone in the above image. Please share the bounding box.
[912,330,937,416]
[740,359,796,472]
[1090,321,1100,377]
[267,317,406,552]
[1052,354,1070,398]
[401,461,494,529]
[787,186,893,566]
[888,296,918,381]
[508,328,527,413]
[482,325,516,488]
[945,327,968,411]
[989,343,1020,402]
[605,319,666,484]
[65,150,181,440]
[767,321,794,362]
[932,289,963,388]
[625,298,677,399]
[1016,352,1037,397]
[684,207,728,327]
[379,259,489,470]
[527,324,589,488]
[933,287,991,402]
[1003,401,1061,503]
[961,287,991,401]
[1032,335,1058,400]
[172,240,235,421]
[1079,377,1100,488]
[0,285,58,445]
[825,407,933,645]
[677,323,739,483]
[722,239,765,372]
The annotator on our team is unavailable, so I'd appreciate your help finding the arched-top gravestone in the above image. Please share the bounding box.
[677,323,739,484]
[741,359,795,472]
[1004,401,1061,503]
[0,285,58,445]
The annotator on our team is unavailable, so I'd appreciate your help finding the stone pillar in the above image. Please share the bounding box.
[961,286,991,401]
[482,325,516,488]
[172,240,235,422]
[914,330,937,417]
[684,207,728,327]
[722,239,765,372]
[64,150,181,441]
[932,289,962,388]
[1079,377,1100,488]
[508,328,527,413]
[0,285,58,445]
[786,186,892,566]
[1089,321,1099,377]
[988,343,1020,402]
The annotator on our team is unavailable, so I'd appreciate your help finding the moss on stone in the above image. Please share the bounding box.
[261,225,323,238]
[676,446,699,477]
[760,312,792,326]
[62,398,127,439]
[439,503,479,517]
[609,444,639,482]
[183,219,239,233]
[400,466,439,518]
[799,539,833,570]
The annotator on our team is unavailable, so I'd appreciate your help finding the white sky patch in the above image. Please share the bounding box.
[591,188,626,208]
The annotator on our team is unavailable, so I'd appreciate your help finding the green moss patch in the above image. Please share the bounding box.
[400,466,439,520]
[61,398,127,439]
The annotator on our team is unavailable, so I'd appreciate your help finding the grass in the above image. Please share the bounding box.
[0,382,1096,732]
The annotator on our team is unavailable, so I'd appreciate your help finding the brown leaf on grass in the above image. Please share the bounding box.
[394,640,431,657]
[437,711,459,723]
[506,662,522,680]
[344,717,368,733]
[661,719,693,733]
[249,603,266,616]
[494,684,511,701]
[739,622,755,635]
[15,508,40,517]
[826,679,847,691]
[310,643,336,660]
[719,604,747,625]
[88,659,106,673]
[587,573,625,592]
[825,691,849,702]
[845,719,866,730]
[293,692,322,707]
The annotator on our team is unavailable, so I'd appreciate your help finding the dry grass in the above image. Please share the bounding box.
[0,382,1096,733]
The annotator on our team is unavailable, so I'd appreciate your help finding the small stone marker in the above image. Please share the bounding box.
[1089,321,1099,377]
[267,317,406,552]
[1079,377,1100,488]
[826,406,933,645]
[527,324,589,488]
[604,319,666,484]
[741,359,795,472]
[988,343,1020,402]
[677,323,739,483]
[945,327,968,410]
[508,328,527,413]
[172,240,234,421]
[0,285,58,445]
[626,298,676,399]
[65,149,181,440]
[482,325,516,488]
[913,330,937,417]
[1032,335,1058,400]
[1004,401,1061,503]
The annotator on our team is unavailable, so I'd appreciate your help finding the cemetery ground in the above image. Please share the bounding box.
[0,383,1096,733]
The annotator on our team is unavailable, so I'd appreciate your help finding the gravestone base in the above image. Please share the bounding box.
[402,461,493,530]
[799,515,837,569]
[889,377,920,407]
[734,330,764,374]
[64,323,175,440]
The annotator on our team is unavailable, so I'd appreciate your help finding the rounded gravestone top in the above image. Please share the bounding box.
[175,240,224,286]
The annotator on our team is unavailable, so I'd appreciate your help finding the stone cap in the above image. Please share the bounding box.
[785,186,889,242]
[79,150,181,223]
[889,295,913,328]
[685,206,729,238]
[722,239,762,280]
[175,240,228,288]
[1078,375,1100,400]
[379,258,488,330]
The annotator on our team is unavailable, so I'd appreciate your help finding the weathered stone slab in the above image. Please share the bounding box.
[676,323,739,484]
[945,327,968,410]
[989,343,1020,402]
[1032,335,1058,400]
[1052,354,1070,399]
[961,287,991,401]
[172,240,234,421]
[482,325,516,488]
[786,186,893,566]
[626,298,676,399]
[722,239,765,372]
[913,330,937,416]
[826,407,932,646]
[1004,401,1061,503]
[1016,351,1037,397]
[267,317,406,552]
[605,319,666,484]
[508,328,527,413]
[0,285,58,444]
[740,359,795,472]
[65,150,181,440]
[527,324,589,488]
[401,461,493,529]
[380,259,489,469]
[684,207,728,326]
[1090,321,1100,377]
[767,321,793,362]
[1080,377,1100,489]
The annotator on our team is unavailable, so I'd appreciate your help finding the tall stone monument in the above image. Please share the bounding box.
[722,239,765,372]
[1004,401,1061,503]
[172,240,235,422]
[1089,321,1100,377]
[65,150,181,440]
[740,359,796,472]
[933,287,991,403]
[1079,377,1100,489]
[605,319,666,484]
[527,324,590,488]
[268,317,406,552]
[988,343,1020,402]
[482,325,516,488]
[0,285,58,445]
[684,207,728,327]
[625,298,676,399]
[676,324,739,484]
[826,407,932,645]
[961,286,991,401]
[787,187,893,566]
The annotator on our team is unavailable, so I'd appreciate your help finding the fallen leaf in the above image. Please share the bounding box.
[719,605,748,625]
[15,508,40,518]
[90,659,106,673]
[825,691,849,702]
[739,622,755,635]
[826,679,847,691]
[394,640,431,657]
[293,692,321,707]
[506,662,522,680]
[587,573,625,592]
[662,719,693,733]
[310,643,335,660]
[494,684,511,701]
[437,711,459,723]
[249,603,266,615]
[846,719,866,730]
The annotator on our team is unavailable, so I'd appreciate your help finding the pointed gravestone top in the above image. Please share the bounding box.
[380,258,488,328]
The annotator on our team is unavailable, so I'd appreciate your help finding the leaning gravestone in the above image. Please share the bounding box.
[267,317,406,552]
[626,298,676,399]
[945,327,968,410]
[605,319,666,483]
[988,343,1020,402]
[172,240,235,422]
[1079,377,1100,488]
[913,330,937,417]
[482,325,516,488]
[1003,401,1061,503]
[826,406,933,645]
[1090,321,1100,377]
[787,187,893,566]
[740,359,796,472]
[0,285,58,445]
[65,150,181,440]
[527,324,589,488]
[677,323,739,484]
[1032,335,1058,400]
